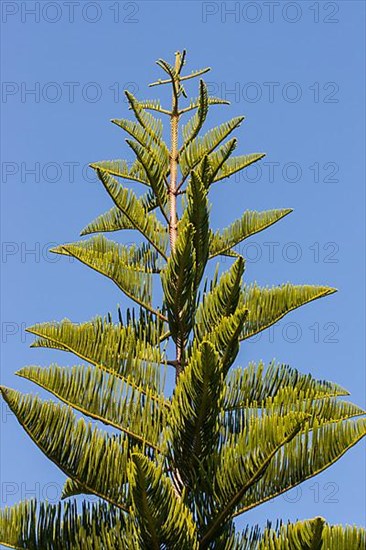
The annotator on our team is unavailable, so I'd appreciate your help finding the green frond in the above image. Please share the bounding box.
[179,66,211,82]
[261,517,326,549]
[123,306,168,345]
[202,138,238,185]
[0,387,131,509]
[112,118,169,166]
[193,257,247,372]
[179,117,244,179]
[210,526,250,550]
[177,49,187,72]
[16,364,167,451]
[185,170,210,288]
[112,119,169,171]
[153,58,187,97]
[234,416,366,516]
[209,209,292,258]
[162,221,196,348]
[139,188,165,212]
[126,139,168,215]
[212,153,266,184]
[259,517,366,549]
[216,411,308,502]
[222,371,364,438]
[240,283,337,340]
[90,159,150,187]
[95,169,169,257]
[80,206,137,235]
[51,235,162,272]
[153,58,178,81]
[180,96,230,114]
[203,306,248,374]
[50,236,163,319]
[136,98,171,115]
[201,412,308,545]
[181,80,208,149]
[224,361,350,411]
[27,316,165,396]
[232,519,366,549]
[194,257,245,343]
[128,453,199,550]
[152,51,185,83]
[322,522,366,549]
[63,478,102,502]
[124,91,165,143]
[0,500,133,550]
[80,190,165,236]
[194,153,211,189]
[168,341,222,485]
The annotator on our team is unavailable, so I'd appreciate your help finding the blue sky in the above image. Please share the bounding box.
[1,0,365,540]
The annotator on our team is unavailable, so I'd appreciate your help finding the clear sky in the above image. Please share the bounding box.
[1,0,365,542]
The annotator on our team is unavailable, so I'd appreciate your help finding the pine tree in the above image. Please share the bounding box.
[1,51,365,549]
